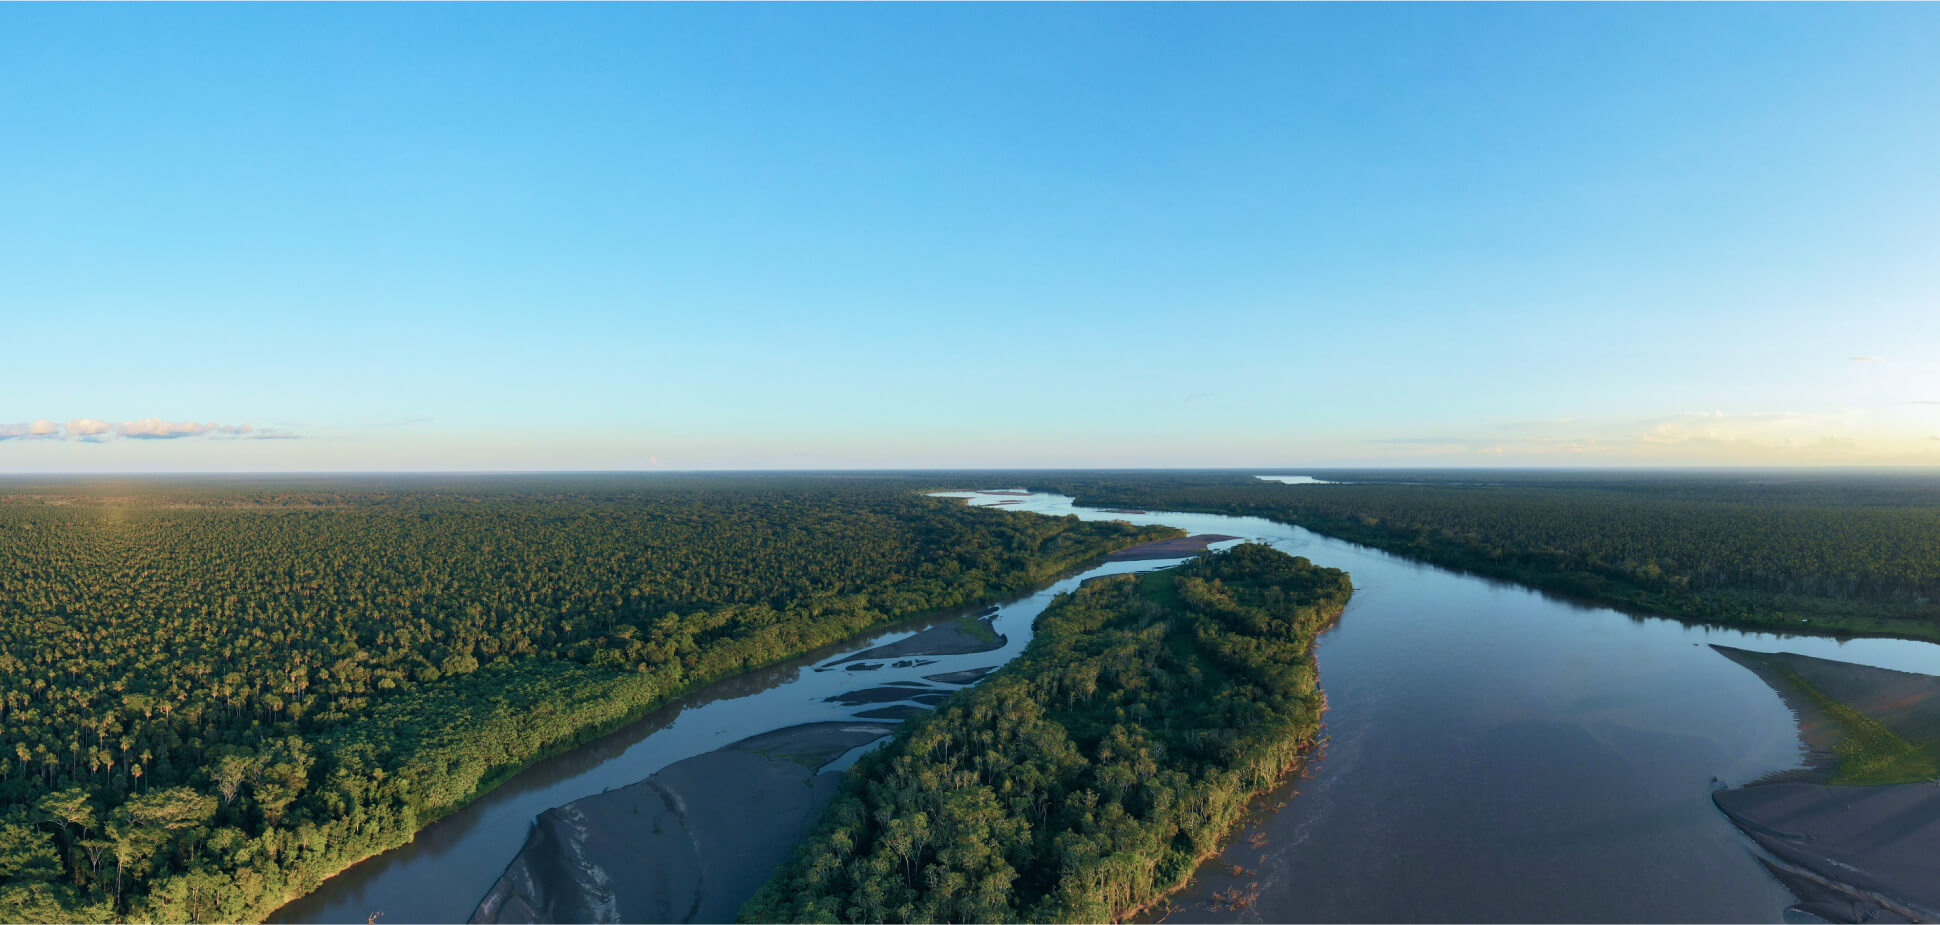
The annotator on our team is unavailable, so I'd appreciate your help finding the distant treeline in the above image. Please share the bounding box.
[1032,471,1940,639]
[0,475,1172,922]
[744,543,1352,923]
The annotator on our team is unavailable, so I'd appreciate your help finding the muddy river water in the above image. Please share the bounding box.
[277,487,1940,923]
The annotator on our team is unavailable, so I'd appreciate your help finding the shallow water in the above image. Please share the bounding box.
[278,490,1940,923]
[271,507,1216,923]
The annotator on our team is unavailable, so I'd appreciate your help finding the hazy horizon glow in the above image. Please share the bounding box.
[4,5,1937,473]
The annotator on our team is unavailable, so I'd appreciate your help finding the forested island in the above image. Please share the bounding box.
[1034,470,1940,641]
[0,475,1174,922]
[742,543,1352,923]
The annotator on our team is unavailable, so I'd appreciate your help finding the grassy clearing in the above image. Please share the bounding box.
[953,612,1001,643]
[1773,666,1940,786]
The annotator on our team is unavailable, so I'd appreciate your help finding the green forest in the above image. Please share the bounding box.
[0,475,1172,923]
[1032,470,1940,641]
[743,543,1352,923]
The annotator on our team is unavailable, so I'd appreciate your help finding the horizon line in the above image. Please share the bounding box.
[5,463,1940,478]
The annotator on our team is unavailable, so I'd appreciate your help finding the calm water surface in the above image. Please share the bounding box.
[280,490,1940,923]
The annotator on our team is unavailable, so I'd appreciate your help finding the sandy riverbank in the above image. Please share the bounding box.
[473,602,1024,923]
[1711,646,1940,922]
[470,722,896,925]
[831,612,1005,663]
[1713,782,1940,922]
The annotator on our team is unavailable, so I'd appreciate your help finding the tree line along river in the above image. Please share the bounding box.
[277,489,1940,923]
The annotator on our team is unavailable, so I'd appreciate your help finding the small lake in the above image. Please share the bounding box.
[277,490,1940,923]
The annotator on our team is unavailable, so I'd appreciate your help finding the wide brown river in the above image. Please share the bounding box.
[277,487,1940,923]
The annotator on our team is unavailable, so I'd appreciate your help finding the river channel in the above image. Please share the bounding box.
[277,487,1940,923]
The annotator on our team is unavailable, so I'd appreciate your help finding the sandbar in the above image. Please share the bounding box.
[1713,783,1940,922]
[1105,534,1242,561]
[1710,646,1940,921]
[471,722,895,925]
[852,705,931,721]
[923,666,997,685]
[826,686,933,706]
[832,616,1005,664]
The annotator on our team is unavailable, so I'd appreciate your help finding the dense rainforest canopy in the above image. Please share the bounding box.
[1033,470,1940,640]
[744,543,1352,923]
[0,474,1170,922]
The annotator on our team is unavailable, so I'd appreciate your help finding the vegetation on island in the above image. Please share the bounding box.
[1718,648,1940,787]
[742,543,1352,923]
[1783,668,1940,786]
[0,475,1173,923]
[1032,470,1940,641]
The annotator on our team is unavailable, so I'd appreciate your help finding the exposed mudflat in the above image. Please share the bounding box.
[852,705,931,721]
[832,615,1004,663]
[826,686,935,706]
[1714,645,1940,781]
[1711,646,1940,921]
[923,666,997,685]
[1713,783,1940,922]
[1105,533,1240,561]
[471,723,895,925]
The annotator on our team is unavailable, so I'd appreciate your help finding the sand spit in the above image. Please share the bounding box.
[471,723,894,925]
[831,615,1004,664]
[924,666,997,685]
[1105,534,1241,561]
[1710,646,1940,922]
[1713,645,1940,781]
[853,705,931,721]
[1713,783,1940,922]
[826,686,934,706]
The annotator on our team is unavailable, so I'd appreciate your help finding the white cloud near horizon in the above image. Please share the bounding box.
[0,418,294,443]
[117,418,219,439]
[1364,409,1940,465]
[0,420,61,440]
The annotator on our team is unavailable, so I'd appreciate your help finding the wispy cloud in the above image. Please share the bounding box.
[1500,418,1577,431]
[117,418,220,440]
[1852,355,1884,362]
[0,419,60,441]
[1361,408,1940,464]
[0,417,298,443]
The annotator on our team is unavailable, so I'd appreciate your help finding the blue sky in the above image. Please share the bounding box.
[3,4,1937,471]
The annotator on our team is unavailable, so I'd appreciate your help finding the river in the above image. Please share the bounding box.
[277,487,1940,923]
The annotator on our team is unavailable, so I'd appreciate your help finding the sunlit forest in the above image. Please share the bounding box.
[1035,470,1940,640]
[745,543,1351,922]
[0,475,1170,922]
